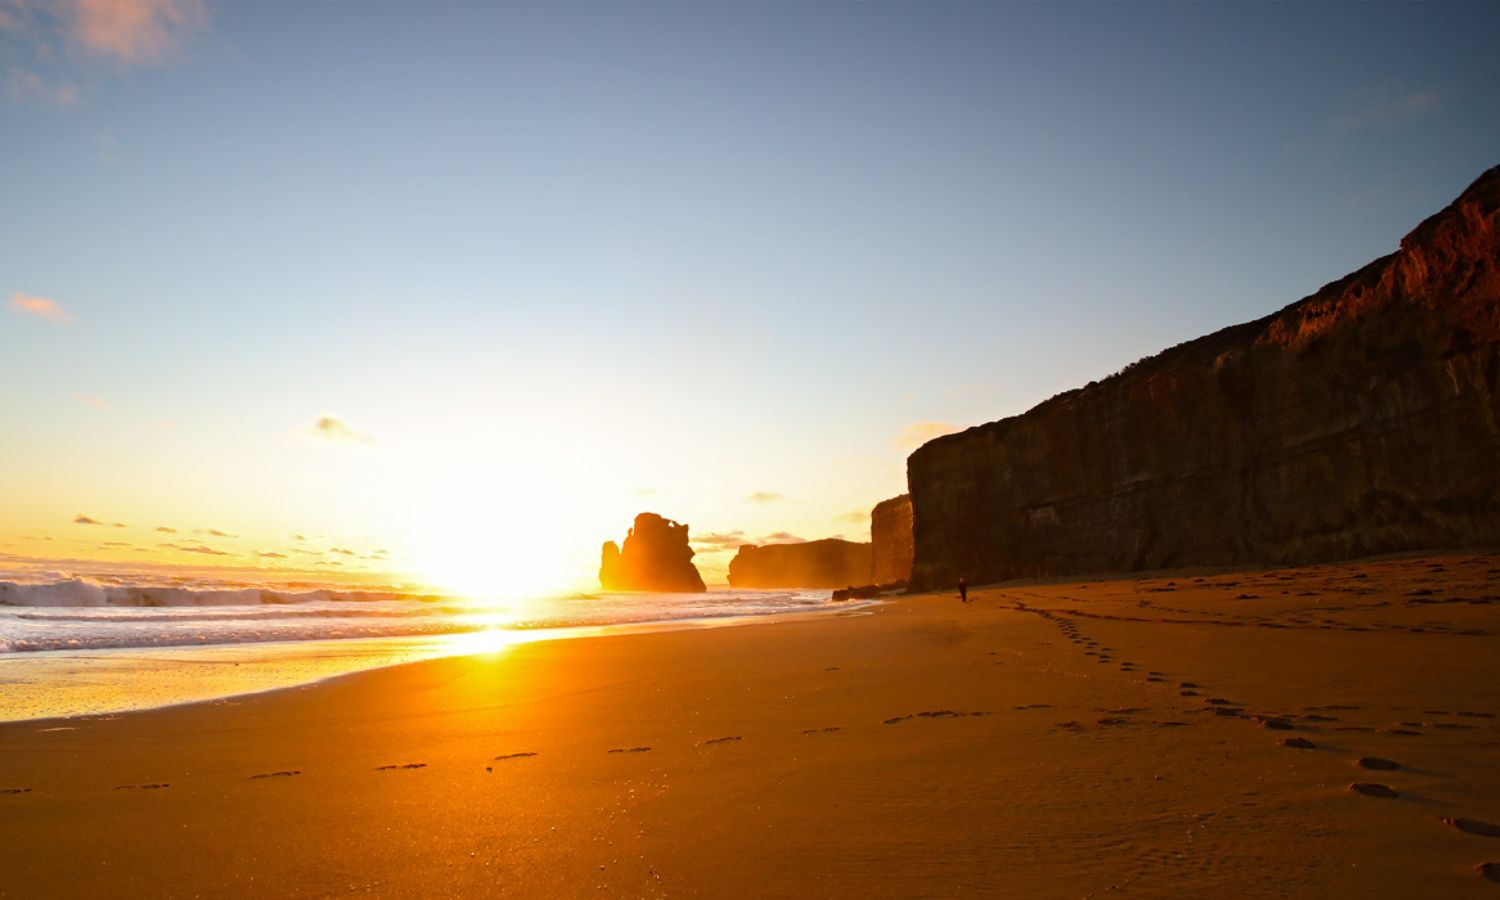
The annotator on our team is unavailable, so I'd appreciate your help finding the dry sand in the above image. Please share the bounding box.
[3,551,1500,897]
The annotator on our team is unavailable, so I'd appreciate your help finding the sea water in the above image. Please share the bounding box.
[0,571,875,721]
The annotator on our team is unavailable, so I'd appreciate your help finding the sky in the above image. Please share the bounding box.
[2,0,1498,595]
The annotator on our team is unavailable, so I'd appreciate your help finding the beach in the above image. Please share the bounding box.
[3,550,1499,897]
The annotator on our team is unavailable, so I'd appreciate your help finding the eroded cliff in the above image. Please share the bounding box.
[870,494,914,585]
[727,539,872,589]
[908,165,1500,589]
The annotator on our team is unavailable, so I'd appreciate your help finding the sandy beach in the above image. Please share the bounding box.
[1,551,1498,897]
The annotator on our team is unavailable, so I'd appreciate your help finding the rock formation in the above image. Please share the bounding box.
[870,494,914,585]
[727,539,872,589]
[908,164,1500,590]
[599,513,707,593]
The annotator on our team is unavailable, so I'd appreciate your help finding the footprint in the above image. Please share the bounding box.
[375,763,426,771]
[492,753,537,761]
[883,710,988,725]
[703,736,741,746]
[249,770,301,780]
[115,783,170,790]
[1282,737,1316,750]
[802,726,841,735]
[1349,782,1398,798]
[1356,757,1401,771]
[1302,714,1337,722]
[1205,698,1235,706]
[1257,718,1294,731]
[1478,862,1500,883]
[607,747,652,754]
[1444,818,1500,838]
[1,787,33,795]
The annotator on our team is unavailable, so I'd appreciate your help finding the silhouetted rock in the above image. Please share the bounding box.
[831,582,906,601]
[727,539,872,589]
[870,494,914,585]
[908,164,1500,589]
[599,513,706,593]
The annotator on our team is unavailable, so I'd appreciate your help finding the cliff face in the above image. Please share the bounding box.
[908,165,1500,590]
[870,494,914,585]
[727,539,873,589]
[600,513,707,593]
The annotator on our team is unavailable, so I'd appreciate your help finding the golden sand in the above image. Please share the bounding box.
[2,551,1499,897]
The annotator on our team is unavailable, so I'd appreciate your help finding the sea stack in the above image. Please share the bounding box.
[907,164,1500,590]
[599,513,707,593]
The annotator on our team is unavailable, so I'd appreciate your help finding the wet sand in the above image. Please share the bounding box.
[3,551,1500,897]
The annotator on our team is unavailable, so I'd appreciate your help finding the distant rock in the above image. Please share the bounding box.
[727,539,872,589]
[870,494,914,585]
[599,513,706,593]
[908,164,1500,589]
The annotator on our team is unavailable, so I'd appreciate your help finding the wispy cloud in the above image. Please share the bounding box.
[1331,87,1442,134]
[204,528,235,538]
[73,514,101,525]
[310,416,372,443]
[6,67,79,106]
[68,0,207,65]
[330,547,356,556]
[154,525,177,534]
[256,551,286,559]
[757,531,805,545]
[9,292,71,323]
[161,542,228,556]
[745,491,788,504]
[893,421,960,452]
[691,531,748,551]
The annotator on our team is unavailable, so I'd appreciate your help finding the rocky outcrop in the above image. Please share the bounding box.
[599,513,706,593]
[727,539,873,589]
[870,494,914,585]
[908,165,1500,590]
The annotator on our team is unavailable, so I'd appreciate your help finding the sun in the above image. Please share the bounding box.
[408,492,575,604]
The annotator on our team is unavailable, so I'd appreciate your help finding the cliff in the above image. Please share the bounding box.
[600,513,707,593]
[727,539,873,589]
[908,165,1500,590]
[870,494,914,585]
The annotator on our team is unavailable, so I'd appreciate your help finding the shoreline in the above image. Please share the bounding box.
[2,550,1498,896]
[0,599,881,724]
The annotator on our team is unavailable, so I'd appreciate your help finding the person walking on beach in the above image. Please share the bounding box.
[958,577,968,604]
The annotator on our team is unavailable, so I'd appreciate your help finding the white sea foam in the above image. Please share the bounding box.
[0,574,870,654]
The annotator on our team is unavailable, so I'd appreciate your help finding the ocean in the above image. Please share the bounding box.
[0,572,876,722]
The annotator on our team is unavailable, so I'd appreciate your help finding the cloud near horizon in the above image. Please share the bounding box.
[691,531,748,551]
[73,514,101,525]
[310,416,372,443]
[893,420,960,452]
[10,292,71,323]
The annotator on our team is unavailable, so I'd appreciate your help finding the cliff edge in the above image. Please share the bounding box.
[908,165,1500,589]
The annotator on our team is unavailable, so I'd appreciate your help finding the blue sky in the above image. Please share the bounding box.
[2,1,1497,591]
